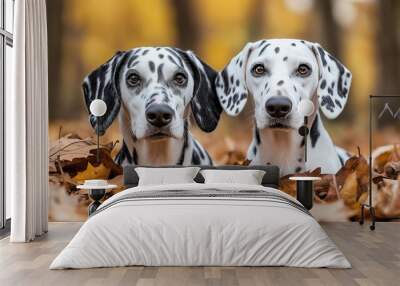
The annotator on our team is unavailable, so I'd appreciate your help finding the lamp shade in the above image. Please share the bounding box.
[90,99,107,117]
[298,99,315,117]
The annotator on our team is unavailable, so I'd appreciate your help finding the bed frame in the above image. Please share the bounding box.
[123,165,281,189]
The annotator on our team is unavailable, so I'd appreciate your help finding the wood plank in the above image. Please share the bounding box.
[0,222,399,286]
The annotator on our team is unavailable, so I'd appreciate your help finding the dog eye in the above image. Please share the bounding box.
[173,73,187,86]
[251,64,266,76]
[296,64,311,77]
[126,73,141,87]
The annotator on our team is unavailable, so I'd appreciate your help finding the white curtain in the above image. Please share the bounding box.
[7,0,49,242]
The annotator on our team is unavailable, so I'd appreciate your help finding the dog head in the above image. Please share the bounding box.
[215,39,352,130]
[83,47,222,140]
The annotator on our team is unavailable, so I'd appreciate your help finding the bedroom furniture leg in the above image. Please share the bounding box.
[296,181,313,210]
[289,177,321,210]
[359,204,364,225]
[88,189,106,216]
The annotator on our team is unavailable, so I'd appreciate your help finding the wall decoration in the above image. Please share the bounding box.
[47,0,400,222]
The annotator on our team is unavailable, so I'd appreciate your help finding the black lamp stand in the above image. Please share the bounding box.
[298,116,309,162]
[96,117,100,163]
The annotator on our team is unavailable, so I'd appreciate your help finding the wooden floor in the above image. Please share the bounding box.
[0,222,399,286]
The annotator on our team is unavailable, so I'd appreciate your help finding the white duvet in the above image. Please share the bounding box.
[50,183,350,269]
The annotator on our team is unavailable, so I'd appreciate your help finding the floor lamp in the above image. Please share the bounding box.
[89,99,107,163]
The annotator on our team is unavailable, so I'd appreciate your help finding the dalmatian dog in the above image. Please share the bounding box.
[216,39,352,175]
[83,47,222,166]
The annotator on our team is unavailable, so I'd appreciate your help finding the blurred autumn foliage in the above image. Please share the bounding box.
[46,0,400,221]
[47,0,400,154]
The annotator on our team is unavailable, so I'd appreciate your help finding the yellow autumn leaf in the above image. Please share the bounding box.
[72,162,111,183]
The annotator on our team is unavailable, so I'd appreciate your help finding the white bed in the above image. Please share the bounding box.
[50,183,350,269]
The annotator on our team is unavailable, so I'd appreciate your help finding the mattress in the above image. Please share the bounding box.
[50,183,350,269]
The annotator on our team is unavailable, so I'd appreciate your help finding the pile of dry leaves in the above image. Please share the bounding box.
[49,134,400,221]
[49,133,123,220]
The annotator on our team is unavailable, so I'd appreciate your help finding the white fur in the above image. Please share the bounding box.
[216,39,352,175]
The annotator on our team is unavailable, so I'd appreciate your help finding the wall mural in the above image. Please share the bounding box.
[47,0,400,222]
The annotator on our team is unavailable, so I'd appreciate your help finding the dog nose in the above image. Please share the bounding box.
[265,97,292,118]
[145,104,174,127]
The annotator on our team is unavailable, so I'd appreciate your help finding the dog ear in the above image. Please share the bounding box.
[215,42,254,116]
[310,43,352,119]
[82,51,128,135]
[176,49,222,132]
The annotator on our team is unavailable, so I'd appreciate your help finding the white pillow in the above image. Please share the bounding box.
[135,167,200,186]
[200,169,266,185]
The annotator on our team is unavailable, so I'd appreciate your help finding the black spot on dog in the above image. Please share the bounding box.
[255,128,261,144]
[320,95,335,112]
[328,54,348,98]
[230,75,234,84]
[265,82,268,89]
[300,40,305,44]
[335,99,342,108]
[258,40,266,47]
[291,43,296,47]
[277,80,284,86]
[283,56,288,61]
[274,47,280,54]
[191,151,201,165]
[142,49,149,56]
[236,79,240,86]
[258,43,271,56]
[158,54,164,59]
[295,167,302,173]
[221,70,230,94]
[157,63,164,83]
[317,47,328,67]
[233,93,239,103]
[320,79,327,89]
[293,85,297,92]
[239,60,243,67]
[310,114,320,148]
[235,107,239,113]
[193,140,205,160]
[328,66,331,72]
[346,72,351,78]
[127,54,139,67]
[226,97,232,109]
[240,93,246,100]
[148,61,155,73]
[253,145,257,155]
[156,47,161,51]
[338,154,344,166]
[115,141,133,165]
[328,88,333,95]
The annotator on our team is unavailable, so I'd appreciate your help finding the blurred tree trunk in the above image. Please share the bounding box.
[316,0,341,57]
[315,0,354,123]
[170,0,200,51]
[46,0,64,120]
[375,0,400,126]
[377,0,400,95]
[239,0,266,122]
[248,0,266,40]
